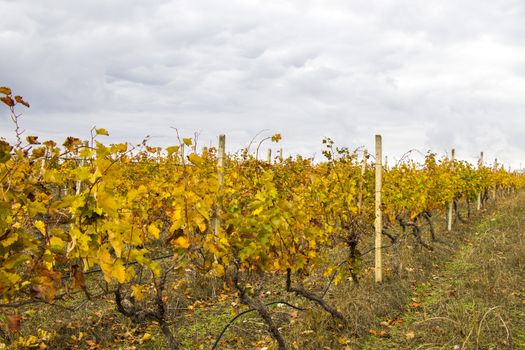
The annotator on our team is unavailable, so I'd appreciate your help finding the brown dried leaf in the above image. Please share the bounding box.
[380,317,404,327]
[14,95,30,108]
[7,314,22,333]
[0,87,11,95]
[0,96,14,107]
[368,329,389,338]
[72,265,86,289]
[26,135,40,145]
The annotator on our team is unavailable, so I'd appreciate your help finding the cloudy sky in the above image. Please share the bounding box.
[1,0,525,166]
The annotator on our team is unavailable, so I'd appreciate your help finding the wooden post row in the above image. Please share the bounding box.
[374,135,382,284]
[447,149,455,232]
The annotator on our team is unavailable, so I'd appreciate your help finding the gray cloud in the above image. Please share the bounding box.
[1,0,525,166]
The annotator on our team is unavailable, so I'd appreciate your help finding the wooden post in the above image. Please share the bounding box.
[217,134,225,192]
[447,149,455,232]
[358,150,367,214]
[63,152,69,196]
[374,135,383,284]
[181,144,185,166]
[279,148,283,162]
[492,158,497,201]
[477,151,483,210]
[76,140,89,195]
[267,148,272,164]
[214,135,226,236]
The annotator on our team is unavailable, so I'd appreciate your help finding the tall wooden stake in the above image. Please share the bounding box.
[374,135,383,284]
[214,135,226,236]
[493,158,498,201]
[76,140,89,195]
[477,151,483,210]
[447,149,455,232]
[267,148,272,164]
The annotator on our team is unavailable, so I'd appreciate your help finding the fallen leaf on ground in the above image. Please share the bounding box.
[405,331,416,339]
[368,329,389,338]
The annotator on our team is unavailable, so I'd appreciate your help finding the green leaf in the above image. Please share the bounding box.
[3,253,29,269]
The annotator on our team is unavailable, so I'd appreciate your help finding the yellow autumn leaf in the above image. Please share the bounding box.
[173,236,190,249]
[73,166,92,181]
[49,236,65,250]
[131,284,145,301]
[34,220,46,235]
[338,336,351,345]
[323,266,335,277]
[99,247,127,283]
[333,272,343,285]
[108,230,124,258]
[213,263,225,277]
[126,188,139,202]
[252,206,264,216]
[95,128,109,136]
[78,147,94,158]
[98,249,114,283]
[112,259,127,283]
[194,216,207,233]
[187,153,203,165]
[110,143,127,153]
[3,272,21,285]
[148,224,160,239]
[148,260,161,277]
[1,231,18,247]
[43,249,54,270]
[170,207,184,231]
[166,145,179,156]
[97,192,117,213]
[140,333,152,343]
[68,227,91,256]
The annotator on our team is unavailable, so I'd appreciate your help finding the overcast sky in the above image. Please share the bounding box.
[1,0,525,167]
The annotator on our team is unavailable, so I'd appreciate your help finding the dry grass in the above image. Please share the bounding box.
[364,193,525,350]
